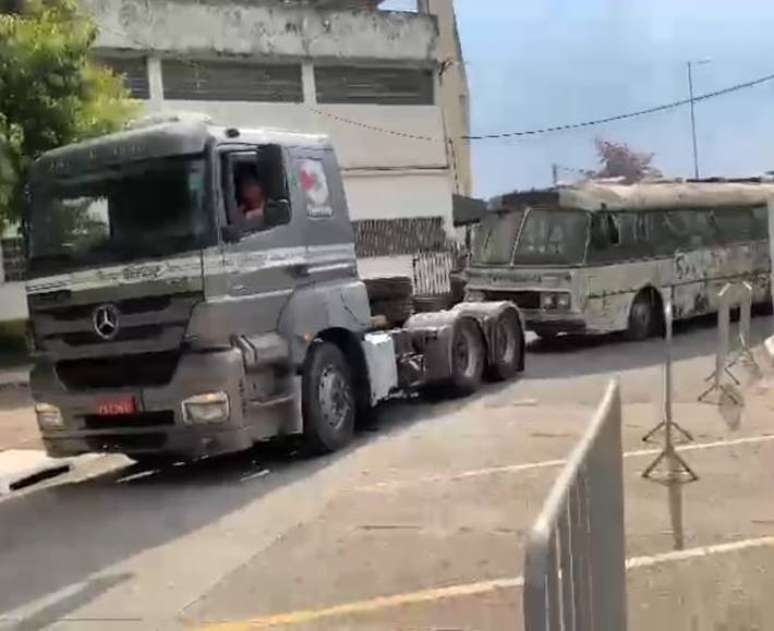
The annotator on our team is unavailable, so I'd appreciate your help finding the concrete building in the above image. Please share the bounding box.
[83,0,472,279]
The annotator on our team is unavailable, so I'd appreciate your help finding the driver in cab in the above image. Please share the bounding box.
[237,173,266,228]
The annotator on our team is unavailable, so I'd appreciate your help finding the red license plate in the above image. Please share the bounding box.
[96,396,137,416]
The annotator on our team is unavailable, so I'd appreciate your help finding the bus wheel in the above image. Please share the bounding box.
[302,342,356,454]
[627,291,659,341]
[449,318,485,395]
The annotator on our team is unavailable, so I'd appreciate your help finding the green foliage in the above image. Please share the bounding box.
[0,0,138,229]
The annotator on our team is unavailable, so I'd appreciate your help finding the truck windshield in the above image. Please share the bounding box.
[513,209,589,265]
[472,210,524,265]
[28,155,213,276]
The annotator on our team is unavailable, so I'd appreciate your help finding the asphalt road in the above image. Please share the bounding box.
[1,314,774,630]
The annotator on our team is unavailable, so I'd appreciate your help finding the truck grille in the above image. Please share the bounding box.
[82,411,175,430]
[54,325,167,347]
[38,295,176,321]
[483,290,540,310]
[56,352,181,390]
[31,292,200,353]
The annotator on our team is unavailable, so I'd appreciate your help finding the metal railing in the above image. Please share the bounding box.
[523,381,627,631]
[698,281,757,405]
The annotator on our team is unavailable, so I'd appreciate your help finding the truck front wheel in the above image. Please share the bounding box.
[302,341,356,453]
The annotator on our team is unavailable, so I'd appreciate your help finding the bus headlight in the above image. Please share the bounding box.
[541,293,557,310]
[35,403,64,430]
[541,293,571,311]
[182,392,230,424]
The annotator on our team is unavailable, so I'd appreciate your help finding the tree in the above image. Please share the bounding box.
[0,0,138,230]
[593,138,662,183]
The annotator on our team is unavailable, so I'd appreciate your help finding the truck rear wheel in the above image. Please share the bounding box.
[487,308,523,381]
[449,318,485,395]
[302,341,356,453]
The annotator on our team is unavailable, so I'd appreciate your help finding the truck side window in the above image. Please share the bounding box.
[223,145,290,234]
[298,158,333,218]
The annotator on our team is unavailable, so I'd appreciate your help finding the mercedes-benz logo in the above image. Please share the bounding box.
[92,304,120,341]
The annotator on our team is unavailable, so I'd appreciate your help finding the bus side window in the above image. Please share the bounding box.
[752,206,769,239]
[714,208,755,244]
[606,214,620,246]
[588,212,621,261]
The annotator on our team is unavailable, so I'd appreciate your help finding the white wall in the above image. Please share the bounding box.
[0,283,27,322]
[342,170,452,225]
[161,100,448,171]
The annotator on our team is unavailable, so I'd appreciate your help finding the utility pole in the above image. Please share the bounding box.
[687,59,711,180]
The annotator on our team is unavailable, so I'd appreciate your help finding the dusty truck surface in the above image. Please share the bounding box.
[465,180,774,340]
[23,117,525,462]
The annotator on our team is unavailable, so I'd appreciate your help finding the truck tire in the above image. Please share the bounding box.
[302,341,356,453]
[449,318,485,395]
[487,307,523,381]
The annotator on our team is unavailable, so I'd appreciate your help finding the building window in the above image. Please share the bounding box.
[314,66,434,105]
[162,60,303,103]
[1,238,26,282]
[95,56,149,100]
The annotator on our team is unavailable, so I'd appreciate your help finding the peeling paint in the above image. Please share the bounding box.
[83,0,439,62]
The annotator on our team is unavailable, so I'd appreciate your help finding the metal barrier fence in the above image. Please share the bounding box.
[698,281,756,405]
[523,381,627,631]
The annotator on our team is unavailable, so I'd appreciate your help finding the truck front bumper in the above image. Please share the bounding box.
[31,349,254,460]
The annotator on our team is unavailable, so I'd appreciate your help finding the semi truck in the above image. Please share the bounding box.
[23,116,525,462]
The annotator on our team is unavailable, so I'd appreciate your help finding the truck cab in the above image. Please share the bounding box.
[25,117,525,462]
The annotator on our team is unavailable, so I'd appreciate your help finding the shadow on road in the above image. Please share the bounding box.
[523,313,772,381]
[0,384,475,621]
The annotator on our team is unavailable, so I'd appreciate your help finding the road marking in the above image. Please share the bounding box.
[198,576,525,631]
[625,536,774,570]
[355,433,774,492]
[198,535,774,630]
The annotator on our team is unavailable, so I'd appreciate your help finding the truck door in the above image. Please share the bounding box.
[292,147,357,274]
[219,145,307,333]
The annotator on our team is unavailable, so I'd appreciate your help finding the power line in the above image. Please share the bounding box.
[463,71,774,140]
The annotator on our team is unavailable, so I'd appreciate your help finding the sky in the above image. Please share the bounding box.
[383,0,774,199]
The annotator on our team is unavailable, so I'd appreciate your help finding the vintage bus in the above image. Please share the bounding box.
[464,180,774,340]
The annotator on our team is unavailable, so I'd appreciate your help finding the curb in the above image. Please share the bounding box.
[0,450,71,496]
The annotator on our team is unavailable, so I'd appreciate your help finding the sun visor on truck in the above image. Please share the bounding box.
[29,120,210,182]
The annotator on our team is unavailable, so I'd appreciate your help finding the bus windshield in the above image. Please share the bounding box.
[472,210,524,265]
[513,209,589,265]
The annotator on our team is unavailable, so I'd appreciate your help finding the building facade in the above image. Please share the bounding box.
[84,0,471,279]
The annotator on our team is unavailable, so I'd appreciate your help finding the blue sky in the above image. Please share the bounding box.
[384,0,774,198]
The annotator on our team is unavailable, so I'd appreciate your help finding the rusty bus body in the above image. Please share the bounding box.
[465,180,774,340]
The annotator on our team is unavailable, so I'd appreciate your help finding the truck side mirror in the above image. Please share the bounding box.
[266,199,291,227]
[221,225,241,243]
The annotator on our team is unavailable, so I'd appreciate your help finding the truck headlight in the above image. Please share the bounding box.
[556,293,571,310]
[35,403,64,430]
[541,293,557,310]
[181,392,230,424]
